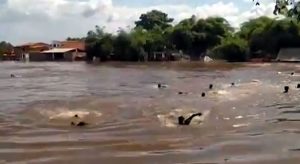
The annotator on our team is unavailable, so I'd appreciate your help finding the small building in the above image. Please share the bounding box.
[276,48,300,62]
[48,40,86,61]
[14,41,86,62]
[50,40,85,51]
[41,48,86,61]
[14,42,50,61]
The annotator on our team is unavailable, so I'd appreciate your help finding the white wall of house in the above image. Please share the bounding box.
[50,41,62,48]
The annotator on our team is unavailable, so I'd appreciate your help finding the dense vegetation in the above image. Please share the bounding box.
[83,1,300,62]
[0,41,14,60]
[85,6,300,62]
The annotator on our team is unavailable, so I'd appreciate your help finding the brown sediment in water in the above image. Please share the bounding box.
[91,61,244,71]
[0,62,300,163]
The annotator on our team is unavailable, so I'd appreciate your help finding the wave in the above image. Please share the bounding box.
[21,107,103,127]
[157,108,210,128]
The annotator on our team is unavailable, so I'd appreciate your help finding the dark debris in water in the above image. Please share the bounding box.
[277,129,300,134]
[71,121,88,127]
[289,148,300,152]
[247,132,264,136]
[264,103,297,108]
[281,110,300,114]
[150,150,178,155]
[268,118,300,123]
[150,147,204,155]
[177,76,187,79]
[278,105,296,110]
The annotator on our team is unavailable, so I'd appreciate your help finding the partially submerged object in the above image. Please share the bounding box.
[77,121,88,126]
[178,113,202,125]
[284,86,289,93]
[178,91,184,95]
[157,109,208,128]
[157,83,167,89]
[71,114,88,127]
[178,91,189,95]
[71,121,88,127]
[204,56,213,63]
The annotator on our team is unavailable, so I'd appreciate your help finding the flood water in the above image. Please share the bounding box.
[1,61,300,164]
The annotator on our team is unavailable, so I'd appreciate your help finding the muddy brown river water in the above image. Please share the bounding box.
[0,61,300,164]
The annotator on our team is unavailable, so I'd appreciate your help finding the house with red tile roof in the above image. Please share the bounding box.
[41,48,85,61]
[40,40,86,61]
[14,42,50,61]
[13,40,86,61]
[50,40,85,50]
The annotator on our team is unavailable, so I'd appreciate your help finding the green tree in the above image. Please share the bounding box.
[135,10,174,31]
[170,16,233,60]
[211,36,248,62]
[113,30,131,61]
[130,27,149,61]
[191,17,233,59]
[99,34,114,61]
[169,16,195,53]
[85,26,110,61]
[0,41,13,55]
[113,30,143,61]
[0,41,13,60]
[66,37,85,41]
[238,17,274,58]
[238,16,274,40]
[239,17,300,59]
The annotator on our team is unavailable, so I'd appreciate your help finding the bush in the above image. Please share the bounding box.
[211,37,248,62]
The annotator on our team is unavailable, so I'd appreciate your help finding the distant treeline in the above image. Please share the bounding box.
[0,41,13,59]
[83,10,300,62]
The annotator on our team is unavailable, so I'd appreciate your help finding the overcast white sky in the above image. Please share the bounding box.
[0,0,282,44]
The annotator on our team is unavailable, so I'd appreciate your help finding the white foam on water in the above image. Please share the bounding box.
[32,107,103,126]
[211,89,237,101]
[157,115,177,128]
[251,79,261,83]
[211,80,265,102]
[246,114,260,119]
[151,84,169,89]
[157,108,210,128]
[233,123,250,128]
[235,116,244,119]
[48,110,102,120]
[213,90,229,95]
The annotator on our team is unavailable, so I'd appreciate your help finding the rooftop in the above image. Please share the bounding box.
[15,42,49,48]
[59,41,85,50]
[42,48,76,53]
